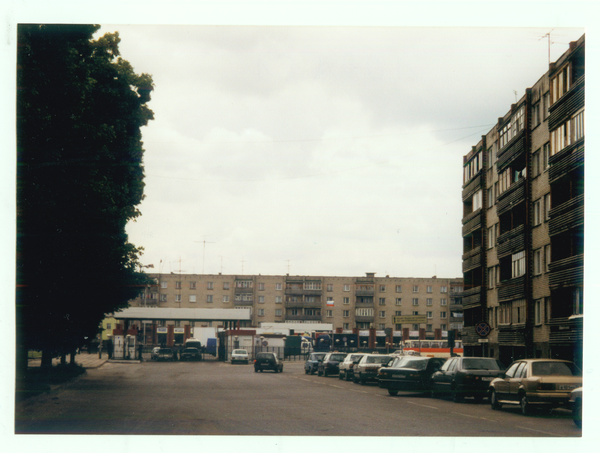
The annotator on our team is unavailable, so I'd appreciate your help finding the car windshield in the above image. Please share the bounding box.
[399,358,427,370]
[531,361,581,376]
[330,354,346,361]
[366,355,392,364]
[462,358,503,370]
[233,350,247,354]
[310,354,326,361]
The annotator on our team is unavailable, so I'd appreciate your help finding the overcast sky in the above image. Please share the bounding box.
[92,24,585,278]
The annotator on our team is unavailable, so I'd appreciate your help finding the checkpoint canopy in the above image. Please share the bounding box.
[112,307,252,324]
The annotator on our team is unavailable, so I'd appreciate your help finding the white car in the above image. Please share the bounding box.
[231,349,249,364]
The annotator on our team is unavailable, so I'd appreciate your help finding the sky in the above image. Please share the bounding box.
[93,24,586,278]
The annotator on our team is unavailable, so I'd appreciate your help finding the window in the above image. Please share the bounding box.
[304,282,321,290]
[379,311,386,318]
[543,91,550,120]
[275,309,282,317]
[223,295,229,303]
[427,311,433,319]
[440,324,447,331]
[159,294,168,302]
[544,297,551,323]
[532,149,541,177]
[343,323,350,330]
[160,281,168,289]
[395,311,402,316]
[189,295,196,303]
[573,288,583,315]
[189,281,196,289]
[223,282,230,290]
[356,308,374,317]
[499,302,511,324]
[395,298,402,306]
[513,299,526,324]
[542,143,550,171]
[440,286,447,293]
[236,281,253,288]
[258,296,265,304]
[512,251,526,278]
[343,297,350,305]
[380,285,386,292]
[534,249,543,275]
[487,224,496,249]
[275,283,282,290]
[412,323,419,330]
[487,146,495,165]
[379,323,386,330]
[573,110,584,142]
[413,286,419,293]
[488,267,495,288]
[487,186,495,208]
[441,298,447,306]
[440,312,447,319]
[532,102,540,128]
[498,169,510,195]
[275,296,282,304]
[395,285,402,293]
[545,245,551,272]
[535,299,542,325]
[343,284,350,292]
[175,281,182,289]
[207,295,213,303]
[258,283,265,291]
[472,190,482,212]
[551,64,571,104]
[426,324,433,332]
[207,282,213,290]
[426,286,433,293]
[412,311,419,316]
[327,284,333,292]
[343,310,350,317]
[379,298,386,305]
[426,298,433,306]
[326,310,333,318]
[533,199,542,226]
[412,298,419,306]
[544,193,551,221]
[258,309,265,317]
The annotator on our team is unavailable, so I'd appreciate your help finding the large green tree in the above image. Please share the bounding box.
[16,24,154,370]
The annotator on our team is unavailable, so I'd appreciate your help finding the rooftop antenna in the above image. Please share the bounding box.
[540,30,554,65]
[194,235,215,274]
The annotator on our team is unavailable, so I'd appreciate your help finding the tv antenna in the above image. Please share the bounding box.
[194,236,215,274]
[540,30,554,65]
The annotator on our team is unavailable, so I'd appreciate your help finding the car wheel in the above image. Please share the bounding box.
[345,372,351,382]
[353,374,359,383]
[323,369,328,377]
[359,374,366,385]
[339,371,344,380]
[490,390,501,410]
[305,368,309,374]
[573,401,582,428]
[520,395,531,416]
[388,389,398,396]
[311,368,315,375]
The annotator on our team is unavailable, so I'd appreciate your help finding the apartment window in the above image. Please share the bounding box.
[258,296,265,304]
[426,324,433,332]
[207,295,213,303]
[258,309,265,317]
[542,143,550,171]
[223,295,229,303]
[533,199,542,226]
[551,64,571,104]
[487,224,497,249]
[395,311,402,316]
[532,102,541,128]
[343,284,350,292]
[544,297,551,323]
[440,312,447,319]
[395,285,402,293]
[441,324,447,332]
[379,311,386,318]
[441,298,447,306]
[160,294,167,302]
[189,281,197,290]
[412,311,419,316]
[499,302,511,324]
[535,299,542,325]
[223,282,230,290]
[206,282,213,290]
[343,297,350,305]
[512,251,526,278]
[236,281,253,288]
[275,283,282,290]
[413,286,419,293]
[174,294,181,302]
[275,296,282,304]
[573,110,584,142]
[440,286,447,293]
[488,267,495,289]
[275,309,282,317]
[487,146,495,165]
[498,169,510,194]
[395,298,402,306]
[426,286,433,293]
[543,91,550,120]
[544,193,551,221]
[160,281,168,289]
[377,323,385,330]
[487,186,495,208]
[343,323,350,330]
[327,284,333,292]
[356,308,374,317]
[412,298,419,306]
[426,298,433,306]
[380,285,386,292]
[175,281,182,289]
[499,122,512,149]
[532,150,541,177]
[427,311,433,319]
[513,299,526,324]
[573,288,583,315]
[343,310,350,317]
[258,283,265,291]
[304,282,322,290]
[545,245,551,272]
[326,310,333,318]
[189,295,196,303]
[472,190,483,212]
[379,298,386,305]
[534,249,543,275]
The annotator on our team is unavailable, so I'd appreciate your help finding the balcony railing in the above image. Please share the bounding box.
[549,194,584,237]
[496,224,525,259]
[496,178,526,216]
[497,276,526,302]
[548,254,584,289]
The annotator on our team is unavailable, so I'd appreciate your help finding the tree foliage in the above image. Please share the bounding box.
[16,24,155,367]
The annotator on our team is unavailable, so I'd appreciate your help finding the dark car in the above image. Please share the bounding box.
[317,352,348,377]
[431,356,506,402]
[254,352,283,373]
[378,356,446,396]
[304,352,326,375]
[180,347,202,361]
[156,348,175,362]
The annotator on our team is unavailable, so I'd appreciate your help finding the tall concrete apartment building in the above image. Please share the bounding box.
[130,272,464,339]
[461,35,584,367]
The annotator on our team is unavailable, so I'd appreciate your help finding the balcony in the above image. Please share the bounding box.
[285,288,322,296]
[549,193,584,237]
[497,276,526,302]
[462,173,482,202]
[460,326,478,345]
[496,178,526,216]
[284,299,322,309]
[497,325,527,346]
[496,224,525,259]
[497,131,525,173]
[355,289,374,297]
[548,316,583,345]
[234,300,253,306]
[549,144,584,184]
[235,287,254,295]
[548,74,585,131]
[462,209,482,237]
[548,254,584,289]
[285,314,322,322]
[355,315,375,323]
[461,286,482,309]
[462,247,482,273]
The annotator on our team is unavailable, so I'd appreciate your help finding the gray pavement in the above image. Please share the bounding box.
[27,352,108,369]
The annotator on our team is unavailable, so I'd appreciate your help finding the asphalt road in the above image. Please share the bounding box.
[15,360,581,439]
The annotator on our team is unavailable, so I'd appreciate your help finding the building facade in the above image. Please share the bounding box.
[461,35,584,368]
[130,272,464,339]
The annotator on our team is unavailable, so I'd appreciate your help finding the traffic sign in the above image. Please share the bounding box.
[476,322,491,337]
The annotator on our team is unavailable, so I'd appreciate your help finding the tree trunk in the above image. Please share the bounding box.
[60,353,67,366]
[41,349,53,368]
[70,350,76,366]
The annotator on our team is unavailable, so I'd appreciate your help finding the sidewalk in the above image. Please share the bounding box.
[28,352,109,369]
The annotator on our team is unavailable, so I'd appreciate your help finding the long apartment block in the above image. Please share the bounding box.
[130,272,464,338]
[461,35,584,367]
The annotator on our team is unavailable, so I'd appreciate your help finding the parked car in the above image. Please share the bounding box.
[304,352,326,375]
[353,353,393,385]
[339,353,367,381]
[231,349,249,364]
[180,347,202,361]
[156,348,175,362]
[254,352,284,373]
[317,352,348,377]
[378,356,446,395]
[431,356,506,402]
[489,359,582,415]
[151,347,161,360]
[569,387,582,428]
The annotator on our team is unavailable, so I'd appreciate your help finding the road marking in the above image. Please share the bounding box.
[330,385,344,389]
[406,401,439,410]
[451,411,480,419]
[519,426,560,437]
